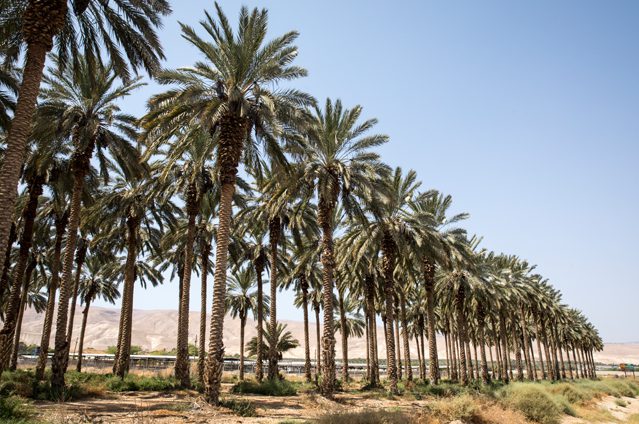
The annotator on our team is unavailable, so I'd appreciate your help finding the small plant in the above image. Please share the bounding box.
[220,398,257,417]
[615,398,628,407]
[316,410,409,424]
[230,379,297,396]
[0,396,35,422]
[426,394,478,422]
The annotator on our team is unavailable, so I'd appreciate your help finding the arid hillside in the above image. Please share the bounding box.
[19,305,638,363]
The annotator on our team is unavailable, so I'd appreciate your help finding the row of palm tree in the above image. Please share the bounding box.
[0,1,602,406]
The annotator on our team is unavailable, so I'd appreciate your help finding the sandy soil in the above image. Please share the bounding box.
[562,395,639,423]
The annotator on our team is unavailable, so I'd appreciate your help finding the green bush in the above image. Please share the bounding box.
[426,393,478,422]
[0,396,35,422]
[106,375,179,392]
[230,379,297,396]
[316,410,409,424]
[501,384,562,424]
[220,398,257,417]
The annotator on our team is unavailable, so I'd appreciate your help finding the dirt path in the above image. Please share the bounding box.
[562,396,639,424]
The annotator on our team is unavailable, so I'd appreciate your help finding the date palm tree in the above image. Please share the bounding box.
[291,98,388,397]
[247,323,299,361]
[0,0,170,279]
[91,172,176,379]
[36,56,145,394]
[225,266,266,381]
[75,254,120,372]
[142,3,312,403]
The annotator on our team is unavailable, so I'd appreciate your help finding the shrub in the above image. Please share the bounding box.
[426,393,478,422]
[230,379,297,396]
[501,384,562,424]
[316,410,409,424]
[106,375,178,392]
[615,398,628,407]
[220,399,257,417]
[0,396,35,422]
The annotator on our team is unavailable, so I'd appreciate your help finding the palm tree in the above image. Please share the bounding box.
[0,140,56,371]
[152,128,217,387]
[143,4,311,403]
[225,266,265,381]
[91,172,175,379]
[36,56,145,394]
[75,254,120,372]
[291,98,388,397]
[247,323,300,361]
[0,0,170,282]
[409,192,468,384]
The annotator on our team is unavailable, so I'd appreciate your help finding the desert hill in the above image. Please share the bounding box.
[19,305,639,364]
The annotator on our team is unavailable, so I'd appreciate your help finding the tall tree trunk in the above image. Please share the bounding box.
[455,284,468,385]
[535,319,546,380]
[0,175,43,372]
[10,258,35,371]
[76,298,92,372]
[239,315,246,380]
[0,0,67,275]
[477,305,489,384]
[176,191,198,387]
[204,112,247,405]
[314,303,321,381]
[51,139,94,395]
[318,197,337,398]
[267,217,280,381]
[395,310,402,381]
[519,307,533,381]
[422,259,439,384]
[254,258,265,382]
[498,311,509,383]
[514,330,524,381]
[399,291,412,381]
[381,231,398,393]
[63,239,87,372]
[444,332,450,379]
[301,276,311,383]
[419,325,427,381]
[113,215,140,378]
[364,274,378,386]
[0,223,17,303]
[36,212,68,380]
[198,234,211,384]
[415,332,423,380]
[338,289,349,382]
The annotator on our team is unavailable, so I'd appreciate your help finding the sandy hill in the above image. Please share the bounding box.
[19,305,638,364]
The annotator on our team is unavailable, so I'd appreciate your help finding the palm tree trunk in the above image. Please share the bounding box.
[395,311,402,381]
[444,332,450,379]
[239,315,246,380]
[415,333,423,380]
[399,291,412,381]
[198,235,211,384]
[176,195,198,387]
[36,213,67,380]
[314,303,321,381]
[318,198,337,398]
[364,274,378,386]
[338,289,349,382]
[301,277,311,383]
[535,319,546,379]
[0,223,17,303]
[529,337,538,380]
[419,325,427,381]
[267,217,280,381]
[76,299,91,373]
[0,176,43,372]
[498,311,509,383]
[455,285,468,385]
[381,232,398,393]
[203,112,247,404]
[254,259,265,382]
[10,259,35,371]
[466,339,474,380]
[113,215,140,378]
[477,305,489,384]
[0,3,65,275]
[63,240,87,372]
[565,347,574,379]
[422,259,439,384]
[514,330,524,381]
[51,139,94,395]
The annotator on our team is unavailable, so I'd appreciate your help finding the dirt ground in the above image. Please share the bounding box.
[35,384,639,424]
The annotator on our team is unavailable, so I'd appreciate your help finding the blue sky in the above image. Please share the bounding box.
[93,0,639,343]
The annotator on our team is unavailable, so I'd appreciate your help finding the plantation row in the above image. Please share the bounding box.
[0,1,601,404]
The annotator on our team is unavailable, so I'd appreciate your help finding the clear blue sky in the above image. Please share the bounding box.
[93,0,639,343]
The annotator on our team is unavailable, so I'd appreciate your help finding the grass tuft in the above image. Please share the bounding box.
[220,398,257,417]
[230,379,297,396]
[315,410,409,424]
